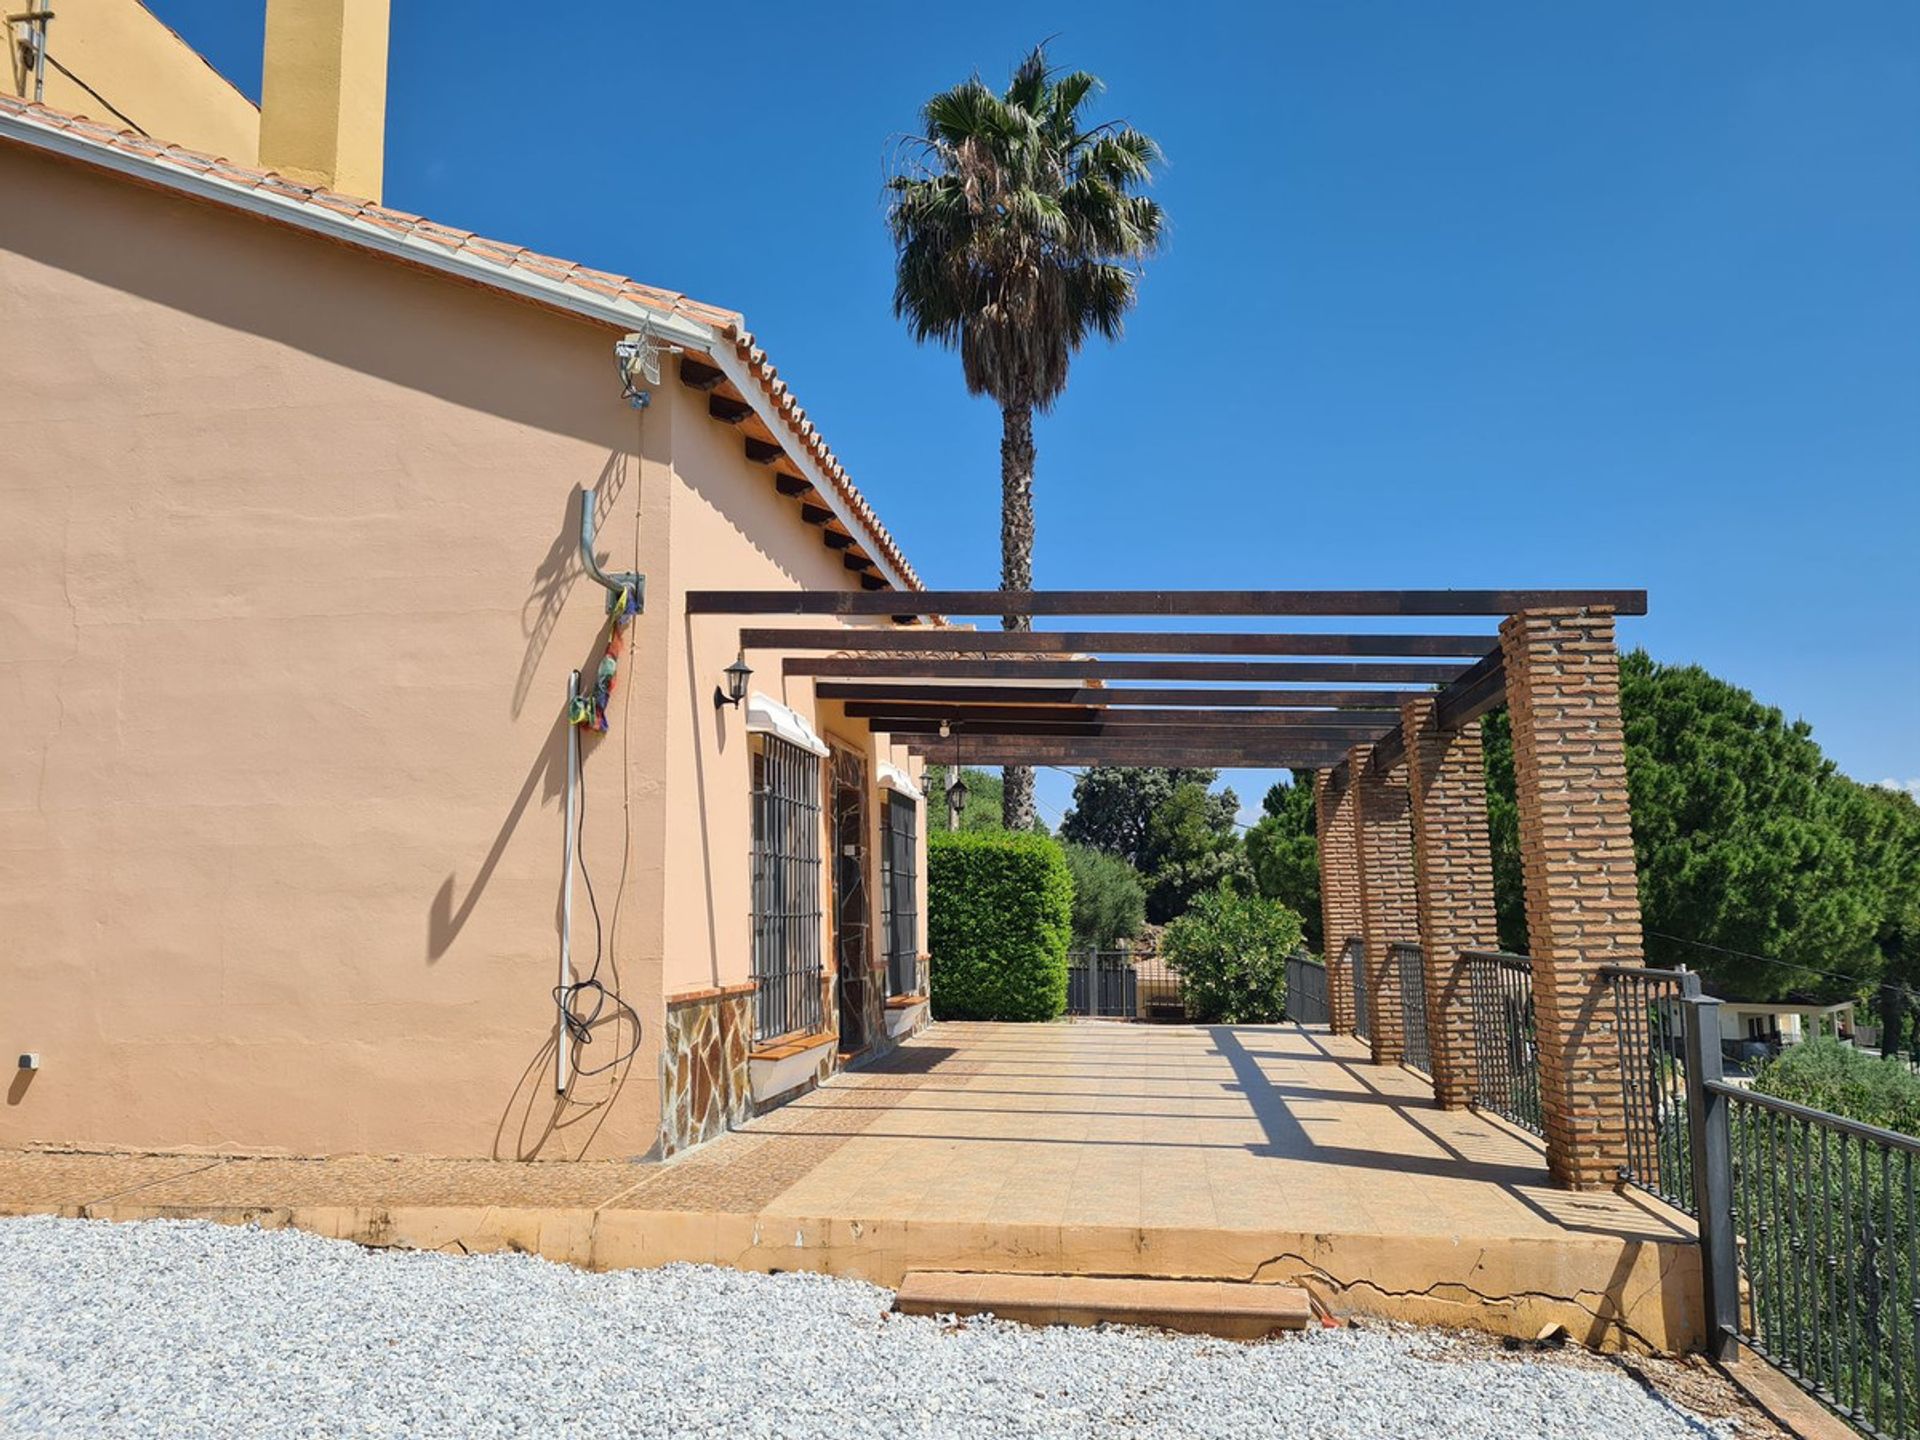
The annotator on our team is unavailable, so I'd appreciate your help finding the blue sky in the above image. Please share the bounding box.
[153,2,1919,824]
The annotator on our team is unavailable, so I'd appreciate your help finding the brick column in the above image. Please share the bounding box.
[1351,743,1419,1066]
[1314,770,1362,1033]
[1402,697,1500,1110]
[1500,607,1643,1190]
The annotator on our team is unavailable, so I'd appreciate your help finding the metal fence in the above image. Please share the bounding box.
[1286,951,1330,1025]
[1393,942,1431,1076]
[1066,948,1139,1019]
[1065,945,1189,1022]
[1606,964,1699,1213]
[1464,949,1542,1137]
[1685,996,1920,1438]
[1346,937,1371,1044]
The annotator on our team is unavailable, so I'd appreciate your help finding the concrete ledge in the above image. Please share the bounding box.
[884,998,928,1039]
[895,1270,1313,1339]
[749,1032,835,1104]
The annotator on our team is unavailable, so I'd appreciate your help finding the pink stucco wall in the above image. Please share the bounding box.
[0,140,924,1159]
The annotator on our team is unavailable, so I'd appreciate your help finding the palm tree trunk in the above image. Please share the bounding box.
[1000,401,1036,831]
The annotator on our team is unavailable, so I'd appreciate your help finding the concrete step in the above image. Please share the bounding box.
[894,1271,1314,1340]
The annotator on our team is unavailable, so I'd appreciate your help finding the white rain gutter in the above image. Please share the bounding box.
[0,112,917,591]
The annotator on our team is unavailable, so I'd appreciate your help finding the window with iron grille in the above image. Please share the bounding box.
[880,792,920,997]
[750,735,823,1043]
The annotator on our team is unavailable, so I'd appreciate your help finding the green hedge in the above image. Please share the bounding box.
[928,830,1072,1021]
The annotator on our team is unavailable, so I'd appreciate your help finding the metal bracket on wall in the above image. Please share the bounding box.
[579,487,644,614]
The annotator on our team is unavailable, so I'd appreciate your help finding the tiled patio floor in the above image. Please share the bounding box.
[0,1023,1703,1352]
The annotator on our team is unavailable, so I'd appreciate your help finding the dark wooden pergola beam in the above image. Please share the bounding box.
[822,530,856,550]
[906,740,1355,767]
[878,719,1396,743]
[1322,651,1511,794]
[743,438,784,466]
[742,628,1495,658]
[816,682,1434,709]
[774,474,812,498]
[692,588,1649,618]
[848,704,1400,730]
[788,657,1468,684]
[1435,649,1508,731]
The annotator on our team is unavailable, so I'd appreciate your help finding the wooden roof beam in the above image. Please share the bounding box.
[786,657,1470,684]
[816,683,1433,709]
[691,588,1649,618]
[905,740,1356,767]
[678,357,727,392]
[850,704,1400,730]
[739,628,1496,658]
[708,394,755,426]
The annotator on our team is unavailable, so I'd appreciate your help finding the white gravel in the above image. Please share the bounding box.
[0,1215,1730,1439]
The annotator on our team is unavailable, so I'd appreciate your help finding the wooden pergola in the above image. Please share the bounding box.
[691,587,1646,773]
[693,585,1653,1195]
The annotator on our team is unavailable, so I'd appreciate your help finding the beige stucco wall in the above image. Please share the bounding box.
[0,141,672,1158]
[0,138,928,1161]
[660,379,927,1014]
[7,0,259,162]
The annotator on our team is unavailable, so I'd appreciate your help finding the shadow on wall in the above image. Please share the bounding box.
[427,471,649,1157]
[0,152,644,445]
[513,455,632,719]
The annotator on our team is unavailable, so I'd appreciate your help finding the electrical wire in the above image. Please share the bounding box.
[549,391,650,1084]
[41,54,148,134]
[552,735,643,1077]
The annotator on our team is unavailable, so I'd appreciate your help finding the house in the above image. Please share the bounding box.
[1711,997,1855,1068]
[0,0,931,1163]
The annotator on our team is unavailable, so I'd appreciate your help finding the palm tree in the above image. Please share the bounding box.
[888,44,1163,830]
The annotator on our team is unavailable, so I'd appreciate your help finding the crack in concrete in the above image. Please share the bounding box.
[1245,1247,1671,1353]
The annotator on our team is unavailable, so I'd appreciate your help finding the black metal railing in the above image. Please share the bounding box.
[1286,951,1329,1025]
[1685,995,1920,1437]
[1464,949,1542,1137]
[1394,942,1431,1076]
[1605,964,1700,1213]
[1347,937,1371,1044]
[749,735,824,1043]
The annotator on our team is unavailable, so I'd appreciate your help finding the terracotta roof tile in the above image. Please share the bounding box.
[0,92,921,590]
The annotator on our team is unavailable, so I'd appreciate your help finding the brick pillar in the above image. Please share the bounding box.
[1351,743,1418,1066]
[1314,770,1362,1033]
[1402,697,1500,1110]
[1500,607,1643,1190]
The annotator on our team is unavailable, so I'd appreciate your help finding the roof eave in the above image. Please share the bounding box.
[0,107,920,593]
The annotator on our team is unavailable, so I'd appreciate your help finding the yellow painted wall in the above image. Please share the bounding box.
[0,139,926,1159]
[7,0,259,162]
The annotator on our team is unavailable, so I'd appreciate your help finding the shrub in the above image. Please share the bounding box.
[927,830,1072,1021]
[1061,844,1146,949]
[1162,887,1303,1024]
[1750,1036,1920,1137]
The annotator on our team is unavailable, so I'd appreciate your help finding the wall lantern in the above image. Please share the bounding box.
[715,655,753,709]
[943,720,967,827]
